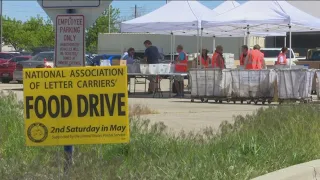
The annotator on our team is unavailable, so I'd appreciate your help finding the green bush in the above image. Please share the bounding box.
[0,92,320,180]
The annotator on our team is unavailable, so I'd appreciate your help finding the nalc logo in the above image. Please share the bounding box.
[27,122,48,143]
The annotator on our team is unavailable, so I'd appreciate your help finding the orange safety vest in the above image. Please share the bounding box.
[212,52,225,69]
[276,53,287,65]
[240,52,248,65]
[245,50,262,70]
[175,51,188,72]
[199,56,210,68]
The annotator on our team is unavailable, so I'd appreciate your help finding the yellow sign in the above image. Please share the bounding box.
[23,66,129,146]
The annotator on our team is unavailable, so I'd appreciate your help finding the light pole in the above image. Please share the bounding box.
[108,4,111,33]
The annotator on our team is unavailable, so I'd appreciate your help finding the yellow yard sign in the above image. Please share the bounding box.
[23,66,129,146]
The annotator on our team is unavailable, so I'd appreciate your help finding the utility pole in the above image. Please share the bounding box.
[0,0,3,52]
[130,5,143,19]
[134,5,137,18]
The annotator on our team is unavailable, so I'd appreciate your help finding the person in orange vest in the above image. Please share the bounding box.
[173,45,188,98]
[240,45,249,66]
[212,45,225,69]
[198,49,210,68]
[276,47,288,65]
[245,44,265,70]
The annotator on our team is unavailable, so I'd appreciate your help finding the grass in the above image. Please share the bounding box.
[1,92,320,179]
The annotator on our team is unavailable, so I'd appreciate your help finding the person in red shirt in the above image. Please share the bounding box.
[276,47,288,65]
[198,49,210,68]
[212,45,225,69]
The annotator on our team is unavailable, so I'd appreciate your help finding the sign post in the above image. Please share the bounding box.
[23,66,130,169]
[34,1,115,176]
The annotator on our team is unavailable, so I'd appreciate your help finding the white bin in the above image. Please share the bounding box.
[276,69,315,99]
[140,64,149,74]
[189,69,232,97]
[230,70,276,98]
[315,71,320,100]
[148,64,159,74]
[158,64,174,74]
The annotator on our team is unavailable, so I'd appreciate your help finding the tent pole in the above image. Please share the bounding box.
[248,25,250,46]
[212,36,215,66]
[213,36,216,52]
[289,25,292,68]
[173,34,176,62]
[284,36,286,47]
[200,28,203,67]
[170,32,173,63]
[196,28,199,68]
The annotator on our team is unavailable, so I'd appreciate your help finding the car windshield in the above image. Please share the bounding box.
[85,57,94,66]
[13,57,31,62]
[310,51,320,60]
[30,52,54,61]
[260,50,294,58]
[0,53,13,59]
[92,55,121,62]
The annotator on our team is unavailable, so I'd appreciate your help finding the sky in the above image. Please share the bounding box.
[1,0,244,22]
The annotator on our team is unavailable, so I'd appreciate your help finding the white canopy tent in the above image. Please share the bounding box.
[202,1,320,67]
[120,1,217,62]
[212,1,240,14]
[120,1,213,33]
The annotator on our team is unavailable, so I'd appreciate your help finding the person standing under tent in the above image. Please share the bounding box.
[245,44,265,70]
[212,45,225,69]
[276,47,288,65]
[121,47,135,64]
[198,49,210,68]
[173,45,188,98]
[240,45,249,66]
[143,40,160,93]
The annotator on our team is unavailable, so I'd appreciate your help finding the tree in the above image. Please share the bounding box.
[2,16,25,51]
[86,6,120,53]
[2,15,54,51]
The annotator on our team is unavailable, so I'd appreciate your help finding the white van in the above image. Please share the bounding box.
[259,48,297,65]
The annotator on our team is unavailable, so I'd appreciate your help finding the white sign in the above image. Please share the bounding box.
[42,0,100,8]
[55,15,85,67]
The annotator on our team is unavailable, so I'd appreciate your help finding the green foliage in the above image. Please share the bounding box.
[2,15,54,51]
[1,91,320,179]
[86,6,120,53]
[2,6,120,53]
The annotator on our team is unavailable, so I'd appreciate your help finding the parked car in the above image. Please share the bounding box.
[259,48,297,65]
[0,56,31,83]
[91,54,122,65]
[13,51,54,83]
[0,52,14,62]
[85,57,95,66]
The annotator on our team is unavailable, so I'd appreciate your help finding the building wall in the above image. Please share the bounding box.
[288,1,320,18]
[98,33,265,59]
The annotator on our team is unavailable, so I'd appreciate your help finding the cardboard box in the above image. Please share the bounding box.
[187,61,193,70]
[112,60,126,66]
